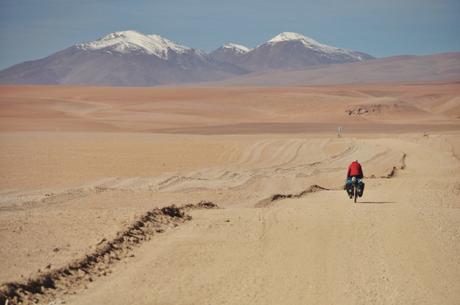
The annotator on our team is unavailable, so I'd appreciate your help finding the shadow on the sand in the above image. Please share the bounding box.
[359,201,396,204]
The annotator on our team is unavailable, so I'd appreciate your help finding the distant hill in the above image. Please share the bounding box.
[211,53,460,86]
[209,43,252,67]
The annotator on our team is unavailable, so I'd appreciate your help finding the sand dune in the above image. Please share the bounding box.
[0,84,459,304]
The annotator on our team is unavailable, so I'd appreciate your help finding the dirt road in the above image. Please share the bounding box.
[58,135,460,305]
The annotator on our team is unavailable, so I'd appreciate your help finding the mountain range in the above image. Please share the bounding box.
[0,31,376,86]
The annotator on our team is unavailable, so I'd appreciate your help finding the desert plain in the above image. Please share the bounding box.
[0,83,460,304]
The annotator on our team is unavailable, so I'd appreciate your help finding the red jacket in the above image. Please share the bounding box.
[347,161,363,178]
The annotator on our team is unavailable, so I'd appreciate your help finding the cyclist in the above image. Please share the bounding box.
[346,160,364,199]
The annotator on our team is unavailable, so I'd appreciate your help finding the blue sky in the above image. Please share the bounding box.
[0,0,459,69]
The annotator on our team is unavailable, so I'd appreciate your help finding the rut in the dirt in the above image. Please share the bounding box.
[255,185,329,208]
[0,201,218,305]
[378,153,407,179]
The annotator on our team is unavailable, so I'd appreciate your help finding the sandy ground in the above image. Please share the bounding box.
[1,83,459,133]
[0,84,459,304]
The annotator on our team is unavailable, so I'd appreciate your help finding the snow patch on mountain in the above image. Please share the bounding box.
[268,32,318,43]
[222,43,251,54]
[76,30,190,59]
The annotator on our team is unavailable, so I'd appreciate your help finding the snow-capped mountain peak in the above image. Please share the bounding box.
[222,43,251,54]
[268,32,319,44]
[76,30,190,59]
[267,32,362,58]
